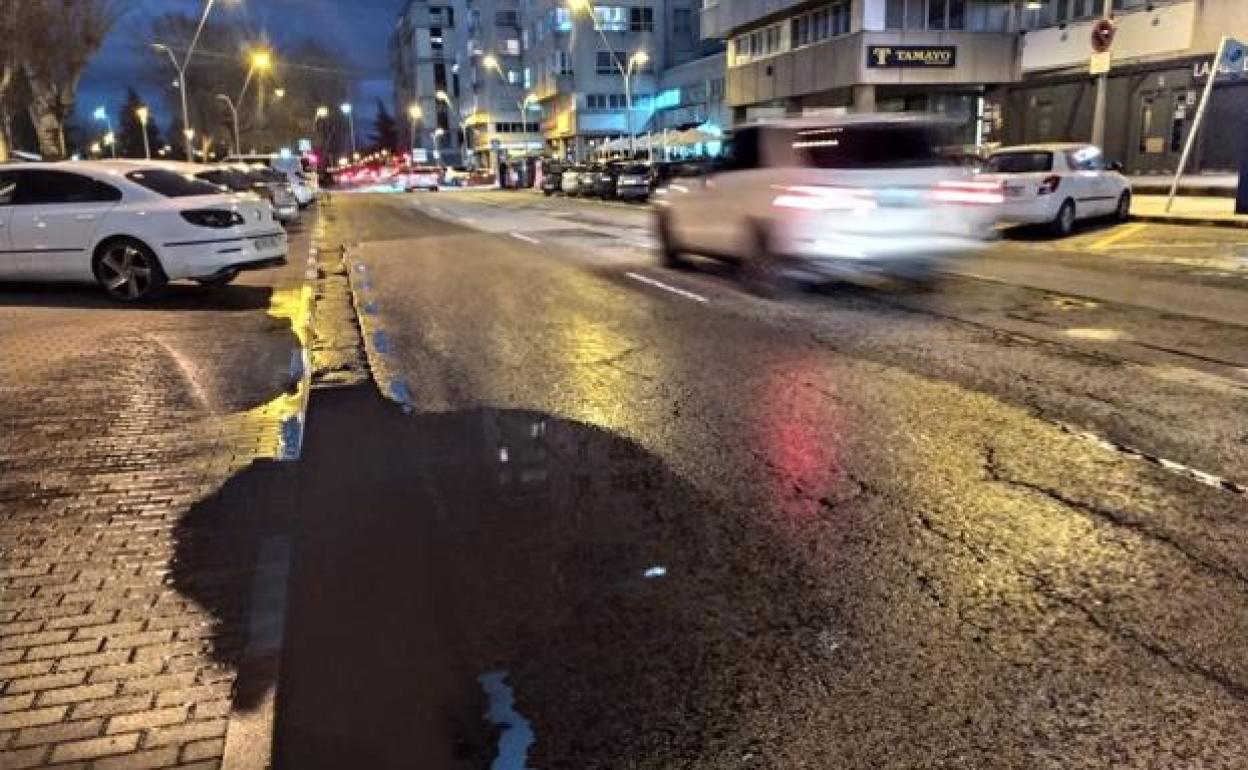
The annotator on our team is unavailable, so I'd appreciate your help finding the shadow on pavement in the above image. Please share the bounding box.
[0,282,273,311]
[172,384,832,769]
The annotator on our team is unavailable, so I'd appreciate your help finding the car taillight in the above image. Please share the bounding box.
[772,185,877,212]
[1038,175,1061,195]
[930,180,1004,205]
[180,209,244,228]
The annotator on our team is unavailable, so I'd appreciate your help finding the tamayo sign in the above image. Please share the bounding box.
[867,46,957,68]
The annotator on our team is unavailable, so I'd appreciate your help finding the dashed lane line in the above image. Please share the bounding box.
[510,232,541,244]
[625,271,709,303]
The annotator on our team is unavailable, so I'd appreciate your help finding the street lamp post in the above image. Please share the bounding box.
[566,0,649,157]
[216,95,240,156]
[92,107,117,159]
[340,103,357,158]
[435,90,469,167]
[407,103,423,158]
[432,128,445,162]
[151,0,226,160]
[135,106,152,159]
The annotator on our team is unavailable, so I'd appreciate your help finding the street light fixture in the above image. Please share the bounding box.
[135,106,152,159]
[216,94,241,157]
[92,106,117,159]
[340,102,357,158]
[435,90,470,166]
[432,127,445,160]
[407,103,423,157]
[151,0,230,160]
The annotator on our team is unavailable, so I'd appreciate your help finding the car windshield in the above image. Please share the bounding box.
[124,169,222,197]
[984,151,1055,173]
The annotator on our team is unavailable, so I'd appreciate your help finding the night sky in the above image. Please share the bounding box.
[79,0,403,129]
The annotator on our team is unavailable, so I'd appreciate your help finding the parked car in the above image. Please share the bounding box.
[577,165,601,197]
[0,161,286,301]
[653,115,1001,294]
[225,153,316,207]
[541,161,565,195]
[560,165,587,196]
[235,165,300,224]
[650,159,712,191]
[596,161,652,201]
[405,165,441,191]
[976,143,1131,236]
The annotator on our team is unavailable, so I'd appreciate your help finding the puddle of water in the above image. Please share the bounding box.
[479,670,535,770]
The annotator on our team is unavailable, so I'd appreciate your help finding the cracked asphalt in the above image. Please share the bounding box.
[255,191,1248,769]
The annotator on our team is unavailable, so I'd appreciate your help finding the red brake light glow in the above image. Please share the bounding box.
[930,180,1005,205]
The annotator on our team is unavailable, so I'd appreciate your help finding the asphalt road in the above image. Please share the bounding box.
[273,191,1248,769]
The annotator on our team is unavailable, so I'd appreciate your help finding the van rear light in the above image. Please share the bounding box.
[930,180,1004,205]
[1038,175,1062,195]
[772,185,877,212]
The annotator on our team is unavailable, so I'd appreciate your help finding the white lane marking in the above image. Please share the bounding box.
[625,271,708,303]
[510,232,541,244]
[457,216,477,223]
[1054,422,1246,496]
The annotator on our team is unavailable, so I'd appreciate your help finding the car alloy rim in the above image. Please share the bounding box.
[98,245,152,299]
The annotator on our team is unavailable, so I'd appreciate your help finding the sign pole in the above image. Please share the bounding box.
[1090,0,1114,148]
[1167,35,1228,212]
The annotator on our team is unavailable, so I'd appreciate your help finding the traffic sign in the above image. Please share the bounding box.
[1091,19,1116,54]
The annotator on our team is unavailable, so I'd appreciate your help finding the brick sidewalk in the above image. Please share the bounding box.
[0,224,316,769]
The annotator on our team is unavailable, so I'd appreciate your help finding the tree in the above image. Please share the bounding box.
[117,87,161,159]
[370,98,399,154]
[11,1,126,160]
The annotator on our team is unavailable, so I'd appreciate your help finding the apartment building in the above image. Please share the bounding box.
[393,0,472,164]
[1005,0,1248,173]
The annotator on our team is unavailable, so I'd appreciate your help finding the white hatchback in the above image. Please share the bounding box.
[977,143,1132,236]
[655,115,1001,293]
[0,161,287,301]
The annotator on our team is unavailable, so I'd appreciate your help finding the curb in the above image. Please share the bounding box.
[1131,213,1248,229]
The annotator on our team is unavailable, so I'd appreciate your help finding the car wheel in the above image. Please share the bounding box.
[93,238,168,302]
[1115,191,1132,222]
[656,210,688,269]
[1051,199,1076,237]
[195,269,239,288]
[742,221,790,298]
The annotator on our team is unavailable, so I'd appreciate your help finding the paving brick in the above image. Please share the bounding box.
[142,718,227,748]
[87,659,166,684]
[73,622,145,641]
[154,684,231,708]
[56,648,131,672]
[0,693,37,714]
[46,611,117,631]
[0,660,55,681]
[0,705,68,730]
[103,630,175,651]
[180,736,226,763]
[48,732,141,763]
[93,745,180,770]
[105,705,188,735]
[24,638,102,661]
[36,682,118,707]
[12,717,102,747]
[68,694,153,720]
[6,669,87,694]
[0,629,72,650]
[190,699,231,720]
[0,745,49,769]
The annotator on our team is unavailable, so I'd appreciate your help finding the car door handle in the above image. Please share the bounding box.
[75,214,96,222]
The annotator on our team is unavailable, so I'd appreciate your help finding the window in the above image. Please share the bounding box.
[1066,146,1104,171]
[886,0,905,29]
[0,172,16,205]
[630,7,654,32]
[883,0,965,31]
[431,27,444,51]
[504,38,521,55]
[597,50,618,74]
[551,7,573,32]
[593,5,627,31]
[984,152,1054,173]
[674,8,692,34]
[12,171,122,204]
[789,3,851,49]
[927,0,946,29]
[495,10,519,27]
[587,94,606,109]
[123,170,218,199]
[555,50,573,75]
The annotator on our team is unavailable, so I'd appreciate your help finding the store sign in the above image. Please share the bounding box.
[1193,38,1248,80]
[866,46,957,69]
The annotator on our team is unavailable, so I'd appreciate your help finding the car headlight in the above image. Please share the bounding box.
[180,209,245,228]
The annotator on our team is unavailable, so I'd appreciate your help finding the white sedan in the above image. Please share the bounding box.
[977,143,1132,236]
[0,160,287,301]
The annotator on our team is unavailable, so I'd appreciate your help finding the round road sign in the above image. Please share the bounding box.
[1091,19,1116,54]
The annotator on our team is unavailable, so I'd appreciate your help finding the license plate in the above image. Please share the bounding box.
[254,236,281,251]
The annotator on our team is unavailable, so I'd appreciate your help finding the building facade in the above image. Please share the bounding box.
[1005,0,1248,174]
[393,0,473,164]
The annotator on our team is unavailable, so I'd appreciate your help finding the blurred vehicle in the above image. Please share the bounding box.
[540,161,565,195]
[596,161,652,201]
[577,165,600,197]
[225,153,316,207]
[0,160,285,301]
[650,159,712,191]
[405,165,441,192]
[560,165,587,196]
[977,143,1131,236]
[235,166,299,224]
[654,115,1001,294]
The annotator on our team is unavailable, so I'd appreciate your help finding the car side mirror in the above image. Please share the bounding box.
[1107,161,1124,173]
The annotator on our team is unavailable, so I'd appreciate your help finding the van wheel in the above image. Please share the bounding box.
[1115,191,1132,222]
[93,238,168,302]
[656,211,687,269]
[1051,199,1076,237]
[742,221,789,298]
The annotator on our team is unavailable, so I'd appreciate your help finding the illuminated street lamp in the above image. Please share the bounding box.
[92,106,117,158]
[435,90,470,166]
[341,103,357,157]
[407,103,423,156]
[135,106,151,159]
